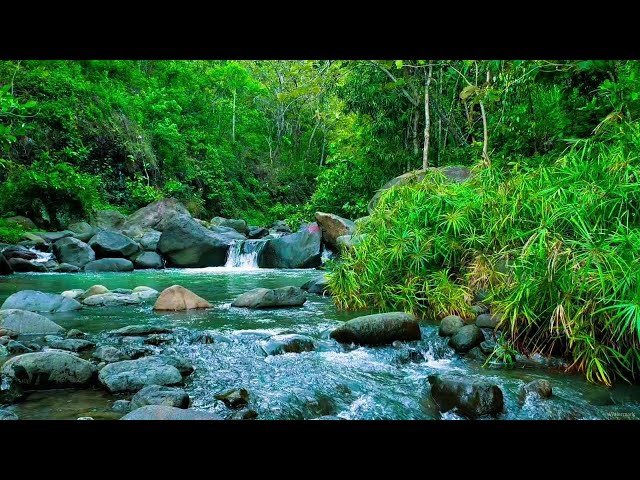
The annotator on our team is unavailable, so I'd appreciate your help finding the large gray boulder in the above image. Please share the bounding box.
[53,237,95,268]
[211,217,249,235]
[43,335,95,352]
[98,355,192,393]
[315,212,355,250]
[84,258,134,272]
[139,230,162,251]
[133,251,164,269]
[131,385,190,409]
[121,405,220,420]
[258,223,322,269]
[88,230,139,258]
[120,198,190,233]
[438,315,465,337]
[0,309,64,336]
[67,221,95,242]
[1,351,97,389]
[1,290,82,313]
[428,374,504,418]
[8,258,47,273]
[93,345,130,363]
[2,246,38,261]
[330,312,421,346]
[158,214,236,268]
[91,210,127,230]
[231,286,306,309]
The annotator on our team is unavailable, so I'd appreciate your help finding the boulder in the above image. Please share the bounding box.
[8,258,47,273]
[113,288,133,294]
[449,325,484,353]
[91,210,127,230]
[1,351,97,389]
[53,237,95,268]
[67,222,95,242]
[121,405,220,420]
[31,231,74,243]
[0,309,65,336]
[153,285,212,311]
[368,167,472,213]
[4,215,37,230]
[210,225,246,240]
[80,285,110,299]
[1,290,82,313]
[519,379,553,402]
[301,275,330,295]
[0,253,12,275]
[120,198,190,233]
[84,258,134,272]
[330,312,421,346]
[470,304,489,316]
[7,340,33,354]
[2,246,38,261]
[214,388,249,409]
[131,287,160,301]
[133,251,164,269]
[132,385,190,409]
[21,233,48,249]
[158,214,236,267]
[428,374,504,418]
[66,329,86,338]
[270,220,291,233]
[109,325,173,336]
[93,346,130,363]
[336,234,366,251]
[139,230,162,251]
[315,212,355,250]
[82,293,141,306]
[247,227,269,239]
[438,315,465,337]
[476,313,501,329]
[259,334,315,355]
[480,339,496,355]
[211,217,249,235]
[98,356,190,393]
[259,223,322,269]
[43,335,95,352]
[231,286,306,309]
[52,263,81,273]
[112,400,132,413]
[88,230,139,258]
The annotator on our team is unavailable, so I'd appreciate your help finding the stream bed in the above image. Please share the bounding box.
[1,268,640,420]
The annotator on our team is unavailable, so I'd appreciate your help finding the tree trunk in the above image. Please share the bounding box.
[422,63,433,170]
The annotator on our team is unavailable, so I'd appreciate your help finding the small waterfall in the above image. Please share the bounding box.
[320,245,335,264]
[27,247,54,263]
[224,240,267,269]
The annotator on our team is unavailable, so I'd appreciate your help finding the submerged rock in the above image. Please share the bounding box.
[314,212,355,250]
[518,379,553,403]
[82,293,142,307]
[448,325,484,353]
[1,290,82,313]
[428,374,504,418]
[132,385,190,409]
[121,405,220,420]
[301,275,330,295]
[110,325,173,336]
[84,258,134,272]
[260,334,316,355]
[1,351,97,389]
[232,286,307,309]
[53,237,95,268]
[80,285,110,299]
[214,388,249,409]
[0,309,64,336]
[438,315,465,337]
[330,312,421,346]
[153,285,212,311]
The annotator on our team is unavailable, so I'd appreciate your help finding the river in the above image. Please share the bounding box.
[1,268,639,420]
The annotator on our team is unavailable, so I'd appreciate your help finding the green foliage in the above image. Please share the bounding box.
[330,123,640,385]
[0,219,25,244]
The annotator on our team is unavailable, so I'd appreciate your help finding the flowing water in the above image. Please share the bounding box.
[1,268,640,420]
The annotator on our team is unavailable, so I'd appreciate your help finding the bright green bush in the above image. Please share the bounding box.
[0,219,25,243]
[330,123,640,385]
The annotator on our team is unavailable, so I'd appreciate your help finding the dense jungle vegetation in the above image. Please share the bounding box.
[2,59,640,385]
